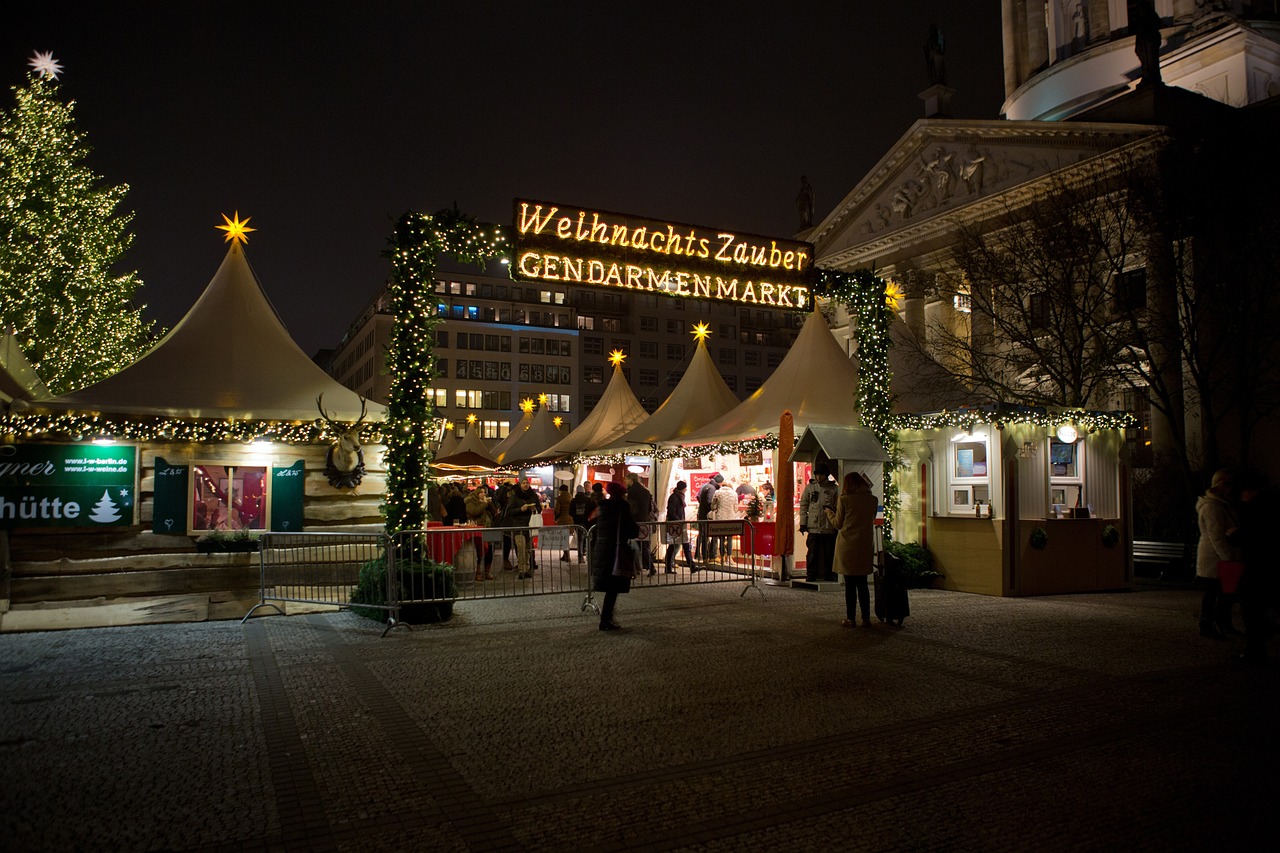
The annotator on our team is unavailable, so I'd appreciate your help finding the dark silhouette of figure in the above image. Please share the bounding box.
[1233,473,1276,664]
[592,481,639,631]
[796,176,815,229]
[1131,0,1164,87]
[924,24,947,86]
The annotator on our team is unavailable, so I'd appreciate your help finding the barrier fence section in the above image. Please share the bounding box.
[243,531,391,622]
[245,519,765,630]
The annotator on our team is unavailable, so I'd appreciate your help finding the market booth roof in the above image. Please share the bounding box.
[789,424,889,464]
[538,360,649,459]
[676,310,858,446]
[601,336,740,451]
[38,242,382,424]
[433,424,497,471]
[500,405,565,467]
[490,408,534,465]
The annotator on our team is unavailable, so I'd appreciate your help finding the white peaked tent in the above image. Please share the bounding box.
[41,242,381,423]
[602,336,740,452]
[678,310,857,446]
[539,360,649,459]
[434,428,461,460]
[490,408,534,465]
[501,406,565,467]
[433,423,497,471]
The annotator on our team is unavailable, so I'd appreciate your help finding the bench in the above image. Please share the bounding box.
[1133,540,1193,581]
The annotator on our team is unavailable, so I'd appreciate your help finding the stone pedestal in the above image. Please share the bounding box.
[918,83,956,118]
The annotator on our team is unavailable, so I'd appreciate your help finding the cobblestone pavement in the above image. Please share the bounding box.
[1,581,1276,852]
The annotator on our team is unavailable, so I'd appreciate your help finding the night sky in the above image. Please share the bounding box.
[6,3,1004,357]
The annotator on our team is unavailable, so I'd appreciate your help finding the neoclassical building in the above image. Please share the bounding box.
[810,1,1279,485]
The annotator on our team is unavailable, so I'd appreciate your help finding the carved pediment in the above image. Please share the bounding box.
[812,119,1164,263]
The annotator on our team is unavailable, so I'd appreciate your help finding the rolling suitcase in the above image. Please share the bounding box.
[873,549,910,626]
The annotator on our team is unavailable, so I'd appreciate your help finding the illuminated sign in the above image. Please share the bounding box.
[511,199,813,310]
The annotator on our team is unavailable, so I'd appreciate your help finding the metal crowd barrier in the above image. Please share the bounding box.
[244,518,765,632]
[242,531,391,622]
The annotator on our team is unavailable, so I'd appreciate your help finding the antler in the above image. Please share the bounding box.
[354,395,367,428]
[316,393,335,425]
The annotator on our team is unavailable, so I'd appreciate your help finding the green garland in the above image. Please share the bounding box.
[384,208,509,534]
[0,412,381,445]
[813,269,901,539]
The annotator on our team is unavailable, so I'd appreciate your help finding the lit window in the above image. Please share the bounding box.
[191,464,267,533]
[947,429,990,514]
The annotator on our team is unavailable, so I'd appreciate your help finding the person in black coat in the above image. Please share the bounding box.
[592,481,639,631]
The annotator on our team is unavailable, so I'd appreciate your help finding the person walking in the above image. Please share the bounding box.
[827,472,879,627]
[591,481,639,631]
[663,480,698,573]
[554,484,573,561]
[800,462,840,581]
[1196,469,1242,639]
[695,473,722,562]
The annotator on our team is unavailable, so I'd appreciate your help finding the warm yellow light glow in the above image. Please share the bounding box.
[444,421,455,431]
[216,211,256,245]
[515,251,809,310]
[520,398,535,413]
[885,281,904,311]
[692,321,712,341]
[608,349,627,367]
[466,413,477,424]
[553,416,563,428]
[538,393,549,405]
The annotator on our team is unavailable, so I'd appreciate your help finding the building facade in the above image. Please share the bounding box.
[326,272,804,439]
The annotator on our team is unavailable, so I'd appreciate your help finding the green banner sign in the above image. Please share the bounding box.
[152,457,189,534]
[270,460,305,532]
[0,443,138,528]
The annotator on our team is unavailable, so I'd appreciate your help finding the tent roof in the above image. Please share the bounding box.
[540,361,649,457]
[788,424,889,464]
[433,425,495,470]
[38,242,382,423]
[602,337,740,451]
[501,406,565,466]
[434,429,461,459]
[677,311,858,445]
[0,330,52,403]
[490,409,534,464]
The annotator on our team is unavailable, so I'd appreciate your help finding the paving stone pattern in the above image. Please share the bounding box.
[1,583,1275,851]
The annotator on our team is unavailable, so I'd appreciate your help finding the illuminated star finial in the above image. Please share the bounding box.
[216,211,256,245]
[608,349,627,367]
[538,393,549,405]
[466,413,477,424]
[520,398,535,414]
[884,281,904,311]
[553,416,563,428]
[444,421,455,431]
[692,322,712,342]
[29,51,62,80]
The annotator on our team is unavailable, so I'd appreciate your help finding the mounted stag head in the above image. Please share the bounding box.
[317,393,368,489]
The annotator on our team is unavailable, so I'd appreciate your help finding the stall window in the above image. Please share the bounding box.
[948,430,990,514]
[1049,436,1084,512]
[191,464,267,532]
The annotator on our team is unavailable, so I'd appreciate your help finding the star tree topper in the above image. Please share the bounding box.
[216,212,256,245]
[692,322,712,342]
[29,51,62,80]
[608,349,627,367]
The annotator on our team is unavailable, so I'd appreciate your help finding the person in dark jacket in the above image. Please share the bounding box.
[505,477,542,579]
[1233,472,1276,664]
[625,472,656,575]
[664,481,698,573]
[442,484,468,526]
[569,485,595,562]
[592,481,639,631]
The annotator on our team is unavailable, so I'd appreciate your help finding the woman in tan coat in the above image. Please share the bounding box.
[826,472,879,627]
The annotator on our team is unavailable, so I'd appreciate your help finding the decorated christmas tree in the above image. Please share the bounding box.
[0,52,153,395]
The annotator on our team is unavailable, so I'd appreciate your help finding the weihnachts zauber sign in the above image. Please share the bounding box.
[0,444,137,527]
